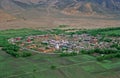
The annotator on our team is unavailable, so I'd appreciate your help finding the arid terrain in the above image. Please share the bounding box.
[0,18,120,30]
[0,0,120,30]
[0,16,120,30]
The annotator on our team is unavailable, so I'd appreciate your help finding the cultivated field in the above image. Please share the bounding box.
[1,49,120,78]
[1,50,120,78]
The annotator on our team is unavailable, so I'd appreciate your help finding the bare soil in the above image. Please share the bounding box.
[0,16,120,30]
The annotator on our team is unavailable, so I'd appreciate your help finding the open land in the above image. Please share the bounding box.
[0,15,120,30]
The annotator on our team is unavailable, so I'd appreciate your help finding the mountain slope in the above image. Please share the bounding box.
[0,0,120,15]
[0,9,16,22]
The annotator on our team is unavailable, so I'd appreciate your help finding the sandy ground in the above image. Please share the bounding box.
[0,17,120,30]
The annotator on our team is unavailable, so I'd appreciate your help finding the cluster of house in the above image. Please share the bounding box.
[8,34,118,53]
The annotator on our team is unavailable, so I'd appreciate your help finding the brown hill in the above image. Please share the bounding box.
[0,10,16,22]
[0,0,120,30]
[0,0,120,15]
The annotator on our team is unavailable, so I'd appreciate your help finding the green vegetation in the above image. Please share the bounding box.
[0,50,96,78]
[22,51,32,57]
[76,27,120,61]
[110,43,120,50]
[1,49,120,78]
[2,44,32,57]
[75,27,120,36]
[0,27,120,78]
[97,53,120,61]
[0,27,120,58]
[51,28,65,35]
[0,28,49,57]
[60,52,78,57]
[103,38,112,42]
[2,44,20,57]
[50,65,57,70]
[81,48,120,61]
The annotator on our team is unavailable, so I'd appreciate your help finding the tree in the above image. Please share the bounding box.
[51,65,57,70]
[22,52,32,57]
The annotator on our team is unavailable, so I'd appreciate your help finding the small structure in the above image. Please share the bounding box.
[55,44,60,50]
[90,37,98,44]
[27,44,37,49]
[15,37,21,41]
[8,33,118,54]
[44,48,56,53]
[38,47,56,53]
[20,43,25,46]
[0,47,2,50]
[26,38,32,43]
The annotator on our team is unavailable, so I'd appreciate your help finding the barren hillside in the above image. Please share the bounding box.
[0,10,16,22]
[0,0,120,30]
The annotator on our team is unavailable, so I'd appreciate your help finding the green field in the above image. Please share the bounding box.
[1,50,120,78]
[101,29,120,36]
[0,27,120,78]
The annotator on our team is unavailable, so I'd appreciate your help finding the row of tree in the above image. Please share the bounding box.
[110,43,120,50]
[74,27,120,36]
[60,52,78,57]
[97,53,120,61]
[81,48,120,61]
[2,44,31,57]
[81,48,120,55]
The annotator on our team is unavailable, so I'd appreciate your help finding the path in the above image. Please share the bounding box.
[22,47,61,55]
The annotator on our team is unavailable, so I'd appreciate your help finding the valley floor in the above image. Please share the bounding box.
[0,16,120,30]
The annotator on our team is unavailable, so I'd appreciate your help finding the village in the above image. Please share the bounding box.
[8,33,120,54]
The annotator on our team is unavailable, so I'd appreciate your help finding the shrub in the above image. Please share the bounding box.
[2,44,20,52]
[2,44,31,57]
[97,56,104,61]
[81,49,95,54]
[51,65,57,70]
[97,53,120,61]
[22,52,32,57]
[103,38,112,42]
[60,52,77,57]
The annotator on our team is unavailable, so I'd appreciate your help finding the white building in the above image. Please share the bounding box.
[55,44,60,50]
